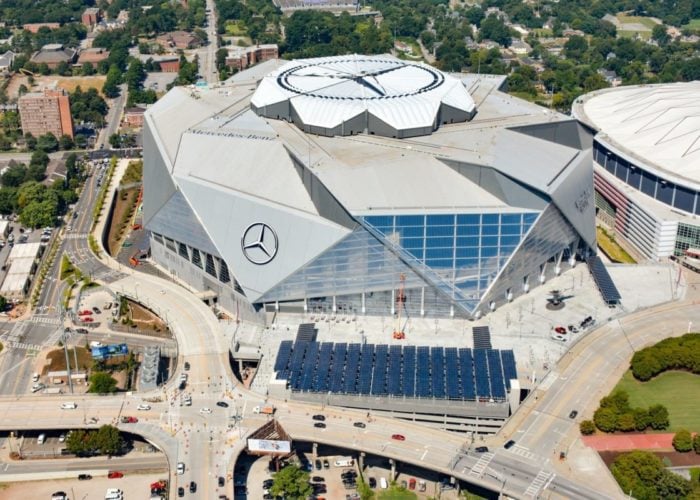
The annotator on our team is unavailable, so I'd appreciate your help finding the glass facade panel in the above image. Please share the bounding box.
[627,167,641,190]
[640,170,656,197]
[673,186,695,213]
[656,181,674,204]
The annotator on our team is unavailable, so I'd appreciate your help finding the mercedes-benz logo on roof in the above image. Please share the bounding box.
[241,223,278,265]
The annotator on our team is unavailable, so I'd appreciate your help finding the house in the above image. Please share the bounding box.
[0,51,15,74]
[156,31,200,50]
[77,47,110,66]
[510,24,530,37]
[598,69,622,87]
[123,107,146,128]
[225,44,278,71]
[81,7,101,28]
[30,44,77,69]
[509,39,531,55]
[23,23,60,34]
[393,41,412,54]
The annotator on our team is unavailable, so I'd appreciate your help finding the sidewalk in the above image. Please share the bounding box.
[582,433,675,451]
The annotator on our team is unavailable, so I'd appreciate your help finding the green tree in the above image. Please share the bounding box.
[88,371,118,393]
[270,465,312,500]
[109,134,121,149]
[617,413,636,432]
[36,133,58,152]
[81,62,95,76]
[611,451,691,500]
[357,478,375,499]
[651,24,670,45]
[693,434,700,454]
[103,65,122,98]
[673,429,693,452]
[0,295,7,311]
[59,135,74,150]
[1,162,28,187]
[65,429,91,456]
[648,404,669,430]
[478,14,512,47]
[579,420,595,435]
[24,133,36,151]
[593,407,618,432]
[94,425,124,455]
[632,408,650,431]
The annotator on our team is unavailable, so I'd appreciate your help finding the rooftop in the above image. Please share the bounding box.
[573,82,700,185]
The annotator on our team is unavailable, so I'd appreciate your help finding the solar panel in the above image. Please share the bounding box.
[343,344,361,394]
[431,347,445,399]
[472,326,492,350]
[487,349,506,399]
[402,346,416,398]
[329,343,347,393]
[501,350,518,390]
[416,347,430,398]
[445,347,460,399]
[313,343,333,392]
[300,342,319,391]
[358,344,374,395]
[371,345,388,395]
[473,349,490,399]
[588,256,621,304]
[274,340,294,372]
[387,345,402,396]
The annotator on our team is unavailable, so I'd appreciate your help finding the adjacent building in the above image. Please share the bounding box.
[0,242,43,300]
[573,82,700,260]
[155,31,200,50]
[82,7,101,28]
[144,55,595,321]
[18,89,74,139]
[23,23,60,33]
[225,44,278,71]
[77,47,110,66]
[0,50,14,74]
[30,44,77,70]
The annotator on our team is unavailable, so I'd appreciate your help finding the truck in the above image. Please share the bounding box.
[333,457,354,467]
[253,405,275,415]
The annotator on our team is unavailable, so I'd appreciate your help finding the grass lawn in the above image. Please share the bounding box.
[46,346,93,372]
[613,370,700,432]
[617,15,659,29]
[596,226,636,263]
[225,20,247,36]
[378,489,417,500]
[683,19,700,30]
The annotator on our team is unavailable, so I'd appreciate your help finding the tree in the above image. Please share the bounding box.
[94,425,124,455]
[1,163,28,187]
[36,133,58,153]
[648,404,669,430]
[89,371,118,393]
[103,65,122,98]
[611,451,691,500]
[59,135,74,151]
[579,420,595,435]
[109,134,121,149]
[617,413,636,432]
[24,133,36,151]
[593,407,618,432]
[0,295,7,311]
[270,465,312,499]
[651,24,670,45]
[673,429,693,452]
[65,429,92,456]
[478,14,512,47]
[81,62,95,76]
[357,479,375,499]
[693,434,700,454]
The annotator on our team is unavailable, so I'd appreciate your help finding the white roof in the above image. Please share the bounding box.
[1,242,41,296]
[573,82,700,184]
[251,54,475,133]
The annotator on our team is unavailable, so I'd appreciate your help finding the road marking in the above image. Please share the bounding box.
[538,371,558,391]
[28,315,62,326]
[420,449,428,460]
[523,470,552,498]
[508,444,538,461]
[469,452,494,477]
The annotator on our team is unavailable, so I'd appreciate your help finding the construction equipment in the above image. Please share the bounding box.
[393,273,406,339]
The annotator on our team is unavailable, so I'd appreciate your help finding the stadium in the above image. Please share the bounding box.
[143,54,596,324]
[573,82,700,261]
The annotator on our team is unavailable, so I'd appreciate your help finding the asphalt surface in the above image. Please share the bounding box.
[199,0,219,84]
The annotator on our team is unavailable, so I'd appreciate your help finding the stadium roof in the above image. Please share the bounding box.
[573,82,700,184]
[250,55,476,138]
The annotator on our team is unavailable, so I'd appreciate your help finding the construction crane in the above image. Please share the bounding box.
[393,273,406,340]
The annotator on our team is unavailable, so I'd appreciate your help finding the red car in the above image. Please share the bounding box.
[391,434,405,441]
[81,317,94,322]
[554,326,567,334]
[78,310,92,316]
[120,416,138,423]
[108,471,124,479]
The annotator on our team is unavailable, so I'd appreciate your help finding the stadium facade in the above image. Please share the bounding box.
[143,55,596,321]
[573,82,700,261]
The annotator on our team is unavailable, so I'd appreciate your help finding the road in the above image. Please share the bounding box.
[199,0,220,84]
[0,453,166,474]
[96,84,128,151]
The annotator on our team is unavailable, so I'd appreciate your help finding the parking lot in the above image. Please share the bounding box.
[0,471,167,500]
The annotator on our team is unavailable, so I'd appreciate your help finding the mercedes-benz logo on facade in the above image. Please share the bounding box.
[241,223,278,265]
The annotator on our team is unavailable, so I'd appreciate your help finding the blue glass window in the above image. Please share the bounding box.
[396,215,424,226]
[480,236,498,247]
[481,247,498,257]
[455,247,479,258]
[500,214,521,224]
[401,238,424,249]
[482,214,499,225]
[482,225,499,236]
[427,214,454,226]
[627,166,641,190]
[426,237,453,248]
[656,180,673,204]
[501,224,521,235]
[426,225,454,237]
[500,235,520,246]
[640,170,656,197]
[425,247,453,260]
[365,215,393,228]
[457,214,480,225]
[399,226,424,238]
[673,185,695,213]
[456,236,479,247]
[524,213,538,224]
[457,225,480,236]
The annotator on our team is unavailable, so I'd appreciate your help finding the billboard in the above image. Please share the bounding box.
[247,439,291,454]
[91,343,129,360]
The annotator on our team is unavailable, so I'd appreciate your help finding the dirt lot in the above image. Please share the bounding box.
[0,471,167,500]
[127,300,169,334]
[108,187,140,256]
[6,75,107,99]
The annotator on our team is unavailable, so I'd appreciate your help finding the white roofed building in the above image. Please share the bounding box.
[573,82,700,260]
[144,55,596,320]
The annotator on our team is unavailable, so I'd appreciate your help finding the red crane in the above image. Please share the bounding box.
[393,273,406,339]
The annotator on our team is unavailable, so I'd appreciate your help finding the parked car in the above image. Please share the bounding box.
[78,310,92,316]
[107,471,124,479]
[184,361,190,371]
[314,422,326,428]
[312,414,325,421]
[178,486,185,497]
[177,463,185,475]
[218,476,225,487]
[353,422,366,428]
[391,434,405,441]
[323,460,330,469]
[368,477,376,488]
[569,410,578,419]
[315,459,322,470]
[475,446,489,453]
[92,307,100,314]
[78,474,92,480]
[189,481,197,493]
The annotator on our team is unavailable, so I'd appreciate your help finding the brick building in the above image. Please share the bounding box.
[18,89,74,139]
[23,23,60,33]
[123,107,146,128]
[30,44,77,70]
[225,44,278,71]
[77,47,110,66]
[156,31,200,50]
[82,7,101,28]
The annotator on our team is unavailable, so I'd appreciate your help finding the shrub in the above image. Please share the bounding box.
[648,404,670,430]
[580,420,595,435]
[673,430,693,452]
[693,434,700,454]
[594,407,618,433]
[630,334,700,381]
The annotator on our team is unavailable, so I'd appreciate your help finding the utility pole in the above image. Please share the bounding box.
[60,307,74,394]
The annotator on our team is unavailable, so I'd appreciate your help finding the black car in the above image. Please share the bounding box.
[504,440,516,449]
[313,484,327,493]
[76,328,89,334]
[315,459,322,470]
[312,414,325,421]
[184,361,190,371]
[92,306,100,314]
[475,446,489,453]
[323,460,330,469]
[263,495,273,500]
[178,486,185,497]
[179,380,187,390]
[368,477,376,488]
[311,476,324,483]
[78,474,92,480]
[189,481,197,493]
[262,479,274,488]
[353,422,366,428]
[569,410,578,419]
[216,401,229,408]
[218,476,225,487]
[314,422,326,428]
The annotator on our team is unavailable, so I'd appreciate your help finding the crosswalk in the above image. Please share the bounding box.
[468,452,494,477]
[508,444,538,461]
[524,471,554,498]
[28,315,62,326]
[63,233,89,240]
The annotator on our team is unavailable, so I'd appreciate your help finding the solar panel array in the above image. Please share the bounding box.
[588,256,621,304]
[296,323,317,343]
[472,326,492,349]
[275,341,517,401]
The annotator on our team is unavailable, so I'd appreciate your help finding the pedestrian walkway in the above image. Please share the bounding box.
[524,470,554,498]
[582,433,675,451]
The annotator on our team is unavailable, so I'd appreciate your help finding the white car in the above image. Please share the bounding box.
[31,383,45,393]
[58,434,66,443]
[89,341,102,348]
[137,404,151,411]
[199,407,212,415]
[61,402,77,410]
[177,462,185,475]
